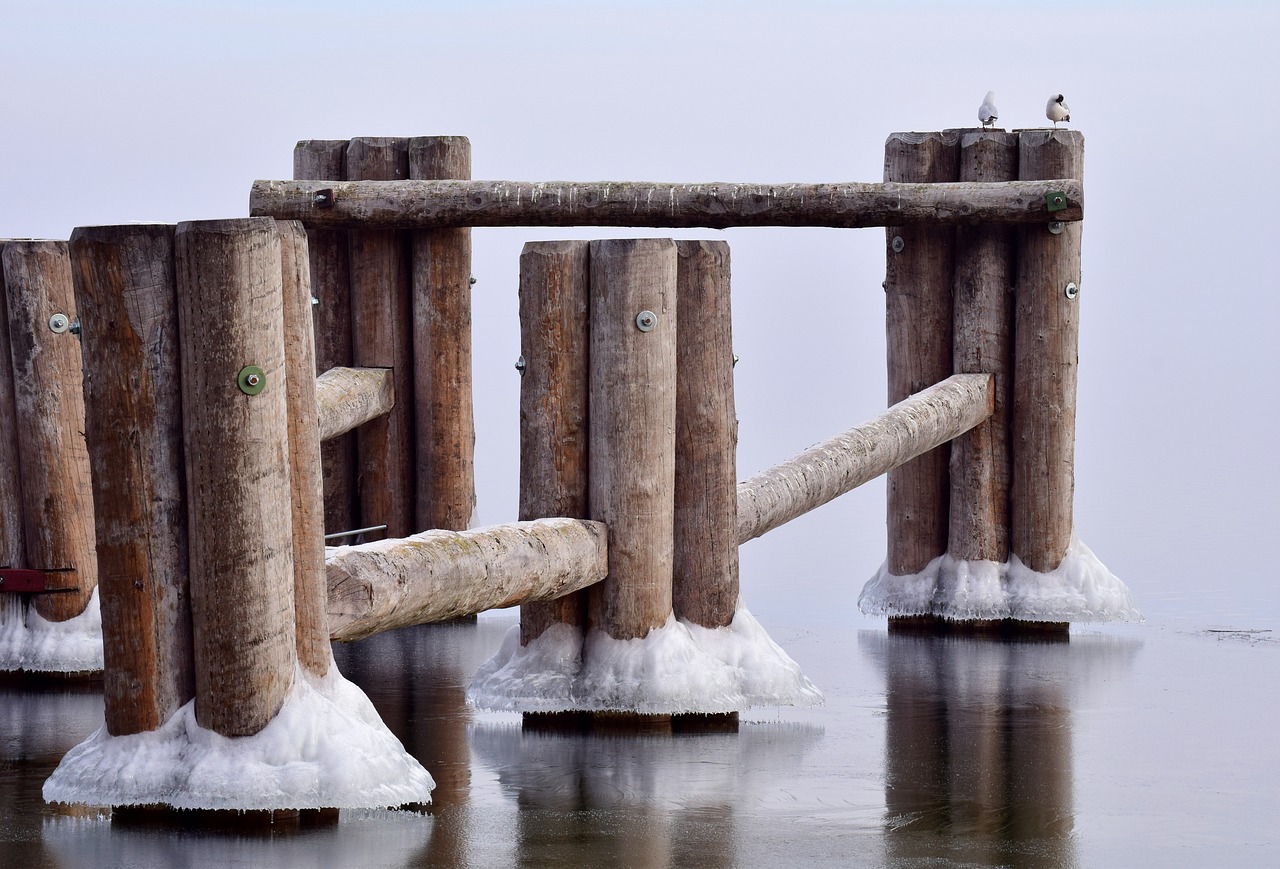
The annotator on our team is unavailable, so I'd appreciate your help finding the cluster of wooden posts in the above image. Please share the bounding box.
[1,129,1085,755]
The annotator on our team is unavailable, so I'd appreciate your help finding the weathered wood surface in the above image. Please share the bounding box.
[250,178,1084,229]
[315,366,394,442]
[737,374,995,544]
[279,220,329,677]
[327,519,608,642]
[347,137,414,540]
[673,240,738,628]
[1011,130,1085,572]
[587,239,678,640]
[0,244,25,572]
[950,131,1018,563]
[517,240,591,645]
[1,240,98,622]
[70,223,194,734]
[175,217,296,737]
[884,131,959,575]
[410,136,475,532]
[294,139,357,536]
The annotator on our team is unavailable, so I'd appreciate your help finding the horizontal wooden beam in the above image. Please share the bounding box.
[327,518,607,642]
[315,366,394,442]
[736,373,995,544]
[250,179,1083,230]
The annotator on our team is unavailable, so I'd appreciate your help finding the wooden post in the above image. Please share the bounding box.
[1011,130,1085,572]
[294,140,357,537]
[950,131,1018,563]
[517,241,591,645]
[587,239,678,640]
[278,219,329,677]
[0,245,24,572]
[1,240,97,622]
[69,224,195,734]
[346,137,414,540]
[175,218,297,737]
[315,367,394,441]
[883,131,960,576]
[410,136,475,532]
[673,240,738,628]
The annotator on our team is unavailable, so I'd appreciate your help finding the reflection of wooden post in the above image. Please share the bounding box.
[1,241,97,621]
[0,245,24,572]
[518,241,590,645]
[279,220,329,677]
[70,224,195,734]
[1012,131,1084,572]
[294,139,356,536]
[884,131,959,576]
[410,136,475,532]
[175,218,296,736]
[950,131,1017,563]
[587,239,677,641]
[347,137,414,540]
[673,240,738,628]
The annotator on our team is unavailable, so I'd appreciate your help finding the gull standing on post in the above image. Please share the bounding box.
[978,91,998,129]
[1046,94,1070,127]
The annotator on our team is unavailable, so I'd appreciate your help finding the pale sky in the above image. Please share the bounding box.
[3,1,1277,627]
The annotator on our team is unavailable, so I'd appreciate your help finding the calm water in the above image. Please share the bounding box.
[2,610,1276,868]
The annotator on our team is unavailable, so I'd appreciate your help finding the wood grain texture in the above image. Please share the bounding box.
[1,240,97,621]
[738,374,994,544]
[175,218,296,737]
[346,137,414,540]
[327,519,607,641]
[950,131,1018,563]
[251,178,1083,229]
[0,243,25,571]
[294,140,356,536]
[517,240,591,644]
[278,220,329,676]
[673,240,738,628]
[884,131,960,575]
[410,136,475,532]
[70,223,194,734]
[587,239,677,640]
[1011,130,1085,572]
[315,366,394,442]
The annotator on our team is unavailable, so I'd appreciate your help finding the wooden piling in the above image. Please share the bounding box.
[1,241,97,621]
[410,136,475,532]
[1011,130,1085,572]
[883,131,960,575]
[587,239,678,640]
[278,219,329,677]
[294,140,357,537]
[673,240,738,628]
[175,218,296,737]
[0,246,24,572]
[517,241,591,645]
[346,136,414,540]
[950,131,1018,563]
[69,224,195,734]
[315,367,394,442]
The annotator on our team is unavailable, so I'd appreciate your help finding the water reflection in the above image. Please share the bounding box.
[858,631,1141,867]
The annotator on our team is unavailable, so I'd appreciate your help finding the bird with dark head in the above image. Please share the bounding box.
[1046,94,1070,128]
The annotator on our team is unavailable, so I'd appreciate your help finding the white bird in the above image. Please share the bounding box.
[1046,94,1070,128]
[978,91,998,129]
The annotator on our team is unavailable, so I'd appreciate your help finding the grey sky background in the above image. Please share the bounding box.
[3,1,1277,628]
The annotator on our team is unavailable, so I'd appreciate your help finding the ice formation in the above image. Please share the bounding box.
[43,657,434,810]
[0,587,104,673]
[858,535,1142,622]
[468,602,823,714]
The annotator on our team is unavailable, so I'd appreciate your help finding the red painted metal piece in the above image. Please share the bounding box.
[0,568,78,594]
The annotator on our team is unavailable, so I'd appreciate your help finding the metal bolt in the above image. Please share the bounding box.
[469,276,478,286]
[69,318,81,335]
[1064,282,1079,300]
[891,236,905,253]
[1048,221,1065,235]
[311,296,320,307]
[515,355,526,375]
[48,313,71,334]
[237,365,267,395]
[635,311,657,332]
[732,354,740,368]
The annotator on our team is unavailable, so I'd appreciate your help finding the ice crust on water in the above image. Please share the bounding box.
[42,656,434,810]
[0,587,104,673]
[468,602,823,714]
[858,536,1143,622]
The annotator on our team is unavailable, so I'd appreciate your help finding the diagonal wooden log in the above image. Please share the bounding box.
[250,179,1084,230]
[327,518,608,642]
[737,373,995,544]
[315,366,394,442]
